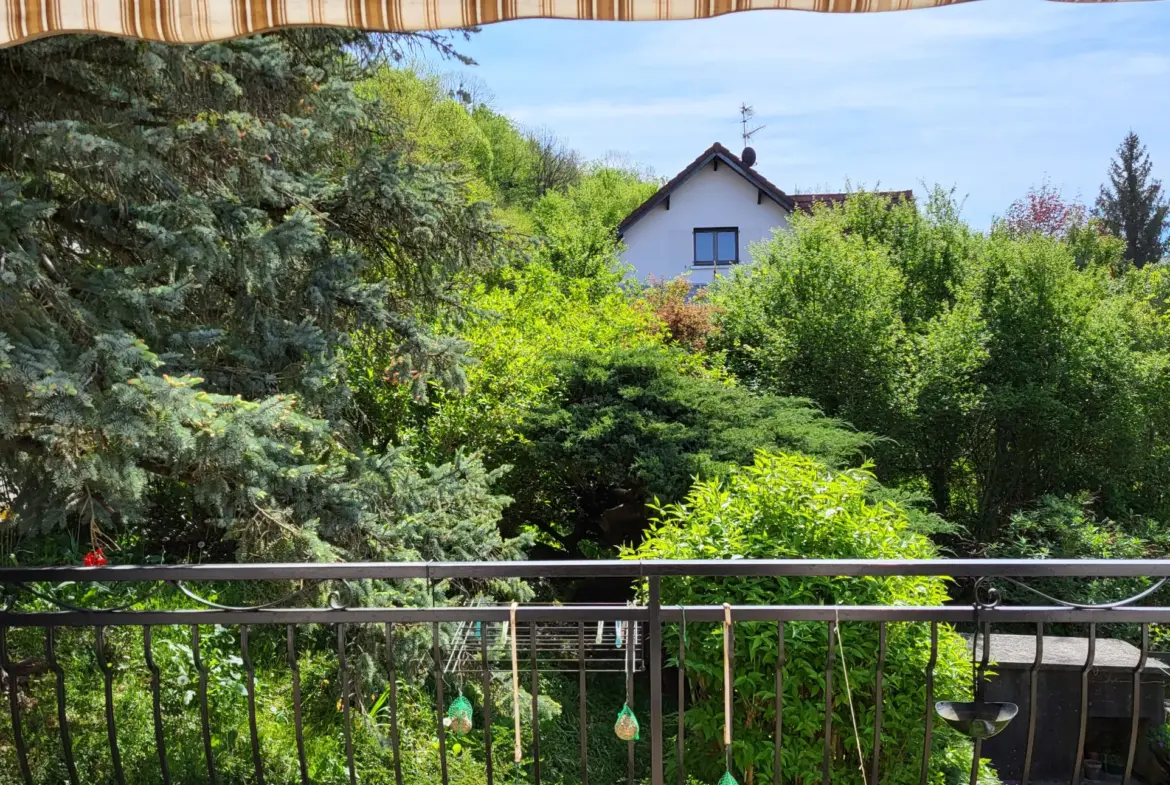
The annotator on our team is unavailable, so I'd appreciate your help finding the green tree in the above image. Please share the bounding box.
[357,66,495,199]
[471,105,540,208]
[624,452,981,785]
[0,33,519,565]
[709,205,910,440]
[508,347,873,558]
[412,261,667,466]
[530,165,659,281]
[958,233,1147,538]
[1096,131,1169,268]
[837,187,976,325]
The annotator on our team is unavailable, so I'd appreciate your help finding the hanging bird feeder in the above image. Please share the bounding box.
[935,591,1018,741]
[615,617,642,741]
[614,703,640,741]
[446,693,474,735]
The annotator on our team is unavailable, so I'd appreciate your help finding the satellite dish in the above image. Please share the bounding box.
[741,146,757,168]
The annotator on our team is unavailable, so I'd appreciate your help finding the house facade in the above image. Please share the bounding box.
[617,142,911,285]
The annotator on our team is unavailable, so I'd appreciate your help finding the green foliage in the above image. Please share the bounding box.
[837,187,977,324]
[470,105,541,209]
[711,191,1170,545]
[0,34,529,566]
[952,233,1150,537]
[625,452,981,785]
[987,494,1168,611]
[421,261,667,464]
[710,202,910,437]
[357,67,494,199]
[506,346,873,558]
[530,166,658,281]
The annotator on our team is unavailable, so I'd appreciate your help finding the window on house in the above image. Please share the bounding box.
[694,228,738,265]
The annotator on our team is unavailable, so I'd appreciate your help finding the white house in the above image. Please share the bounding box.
[617,142,911,285]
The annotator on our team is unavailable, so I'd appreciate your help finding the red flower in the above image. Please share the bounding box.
[83,547,107,567]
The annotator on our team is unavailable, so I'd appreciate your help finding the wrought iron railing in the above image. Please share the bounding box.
[1,559,1169,785]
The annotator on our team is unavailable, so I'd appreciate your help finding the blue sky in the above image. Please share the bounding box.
[442,0,1170,227]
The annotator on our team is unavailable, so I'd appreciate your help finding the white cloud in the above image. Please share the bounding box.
[465,0,1170,226]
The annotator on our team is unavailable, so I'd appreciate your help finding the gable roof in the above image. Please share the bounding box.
[617,142,915,235]
[792,190,914,213]
[617,142,795,236]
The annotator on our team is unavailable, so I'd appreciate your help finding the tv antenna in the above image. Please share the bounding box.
[739,103,765,147]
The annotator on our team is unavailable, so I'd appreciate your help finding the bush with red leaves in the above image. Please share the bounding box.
[639,276,719,352]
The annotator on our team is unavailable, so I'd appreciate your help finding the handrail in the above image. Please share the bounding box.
[2,557,1170,582]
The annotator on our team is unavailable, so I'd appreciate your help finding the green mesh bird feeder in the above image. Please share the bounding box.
[447,693,473,735]
[614,703,640,741]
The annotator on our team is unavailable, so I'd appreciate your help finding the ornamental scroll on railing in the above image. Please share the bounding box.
[1,559,1170,785]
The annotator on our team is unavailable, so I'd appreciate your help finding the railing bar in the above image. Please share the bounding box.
[649,577,664,785]
[340,623,356,785]
[870,622,885,785]
[1022,622,1042,785]
[192,624,217,785]
[434,621,449,785]
[1072,623,1096,785]
[484,621,495,785]
[1123,623,1148,785]
[774,621,784,785]
[142,626,170,785]
[0,626,33,785]
[286,625,310,785]
[15,558,1170,582]
[919,622,937,785]
[96,625,127,785]
[385,623,403,785]
[677,612,686,785]
[532,622,542,785]
[822,620,835,785]
[241,625,265,785]
[46,627,80,785]
[20,603,1170,628]
[578,622,588,785]
[629,618,641,785]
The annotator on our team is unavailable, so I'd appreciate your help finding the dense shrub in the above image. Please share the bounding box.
[625,452,985,785]
[507,346,872,558]
[710,206,910,439]
[639,276,721,351]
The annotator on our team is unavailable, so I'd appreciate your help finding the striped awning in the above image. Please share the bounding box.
[0,0,1154,48]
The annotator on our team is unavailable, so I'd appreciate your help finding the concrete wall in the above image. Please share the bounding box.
[982,667,1166,782]
[619,161,790,285]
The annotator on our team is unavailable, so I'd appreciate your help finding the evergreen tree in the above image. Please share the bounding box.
[1096,131,1169,267]
[0,33,524,565]
[505,346,874,559]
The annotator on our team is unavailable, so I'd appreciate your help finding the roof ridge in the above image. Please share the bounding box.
[617,142,794,235]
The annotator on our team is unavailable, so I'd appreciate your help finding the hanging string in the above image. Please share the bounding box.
[723,603,733,762]
[510,602,522,780]
[834,607,868,785]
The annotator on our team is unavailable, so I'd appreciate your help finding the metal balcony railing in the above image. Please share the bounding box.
[1,559,1169,785]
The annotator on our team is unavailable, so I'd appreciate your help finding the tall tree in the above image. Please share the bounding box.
[0,33,523,566]
[1096,131,1169,268]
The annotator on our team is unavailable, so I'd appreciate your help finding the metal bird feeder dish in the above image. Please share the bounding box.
[935,699,1018,740]
[936,586,1017,742]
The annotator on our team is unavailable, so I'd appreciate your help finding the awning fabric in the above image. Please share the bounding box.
[0,0,1150,49]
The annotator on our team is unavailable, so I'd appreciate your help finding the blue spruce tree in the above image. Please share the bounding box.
[0,32,523,567]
